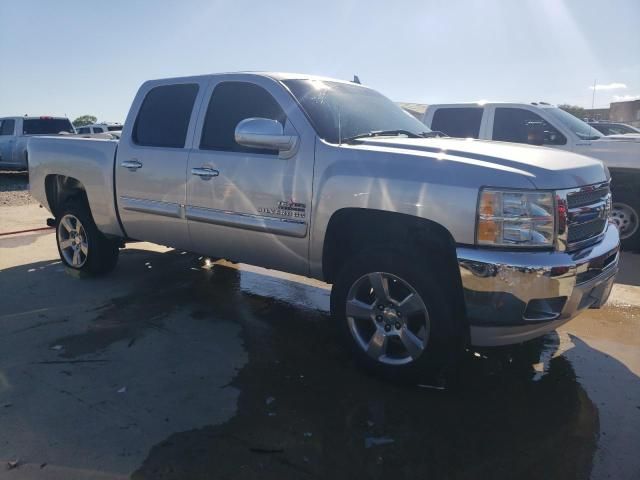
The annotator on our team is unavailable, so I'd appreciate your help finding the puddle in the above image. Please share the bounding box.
[128,264,605,480]
[38,253,639,479]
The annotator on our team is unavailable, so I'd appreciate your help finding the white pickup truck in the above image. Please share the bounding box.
[423,103,640,249]
[28,73,619,378]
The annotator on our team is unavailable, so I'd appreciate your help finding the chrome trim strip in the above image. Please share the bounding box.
[185,206,308,238]
[120,196,182,218]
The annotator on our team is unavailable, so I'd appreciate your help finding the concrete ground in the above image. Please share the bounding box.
[1,196,640,479]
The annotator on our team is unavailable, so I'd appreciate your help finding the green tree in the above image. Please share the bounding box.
[72,115,97,127]
[558,104,587,119]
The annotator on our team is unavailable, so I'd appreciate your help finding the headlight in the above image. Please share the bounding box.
[476,189,555,247]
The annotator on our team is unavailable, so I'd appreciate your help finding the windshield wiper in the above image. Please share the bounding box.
[342,129,423,144]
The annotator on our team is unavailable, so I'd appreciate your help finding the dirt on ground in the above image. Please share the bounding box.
[0,171,34,207]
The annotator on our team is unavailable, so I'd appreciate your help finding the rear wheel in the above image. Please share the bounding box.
[331,248,462,381]
[56,199,119,275]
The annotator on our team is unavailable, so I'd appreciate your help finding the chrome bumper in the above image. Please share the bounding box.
[457,223,620,346]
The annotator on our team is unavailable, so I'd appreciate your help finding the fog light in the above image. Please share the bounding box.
[523,297,567,321]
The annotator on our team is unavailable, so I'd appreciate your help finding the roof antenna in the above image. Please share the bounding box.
[352,75,361,84]
[588,79,596,139]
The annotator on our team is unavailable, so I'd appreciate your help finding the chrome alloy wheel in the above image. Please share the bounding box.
[57,214,89,268]
[345,272,430,365]
[611,202,639,240]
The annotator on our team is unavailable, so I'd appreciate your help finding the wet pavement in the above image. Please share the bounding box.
[1,229,639,479]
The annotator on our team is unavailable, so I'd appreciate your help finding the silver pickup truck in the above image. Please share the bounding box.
[0,116,75,170]
[28,72,620,377]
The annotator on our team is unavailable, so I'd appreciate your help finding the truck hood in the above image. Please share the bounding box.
[351,137,608,190]
[575,136,640,170]
[601,133,640,142]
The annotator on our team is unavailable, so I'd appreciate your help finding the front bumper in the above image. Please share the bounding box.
[457,223,620,346]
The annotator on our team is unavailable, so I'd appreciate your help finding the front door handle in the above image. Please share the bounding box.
[121,159,143,171]
[191,167,219,179]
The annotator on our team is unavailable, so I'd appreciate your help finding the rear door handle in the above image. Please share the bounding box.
[191,167,219,179]
[121,159,143,171]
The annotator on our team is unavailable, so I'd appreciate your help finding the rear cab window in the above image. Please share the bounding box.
[431,107,483,138]
[23,118,74,135]
[133,83,199,148]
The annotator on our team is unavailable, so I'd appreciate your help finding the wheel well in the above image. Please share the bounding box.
[45,174,89,218]
[322,208,466,322]
[609,168,640,193]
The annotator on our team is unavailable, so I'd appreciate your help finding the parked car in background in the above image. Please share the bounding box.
[587,121,640,136]
[0,116,74,170]
[75,122,123,135]
[27,73,619,378]
[422,103,640,249]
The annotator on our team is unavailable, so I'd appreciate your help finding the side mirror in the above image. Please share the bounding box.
[526,121,545,146]
[235,118,298,158]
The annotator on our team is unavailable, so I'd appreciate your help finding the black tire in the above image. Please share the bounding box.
[55,198,119,275]
[611,184,640,251]
[330,247,464,382]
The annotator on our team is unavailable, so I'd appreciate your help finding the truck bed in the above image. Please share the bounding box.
[27,136,124,237]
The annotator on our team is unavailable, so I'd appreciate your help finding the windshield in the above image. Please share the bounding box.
[23,118,74,135]
[545,108,603,140]
[282,79,429,144]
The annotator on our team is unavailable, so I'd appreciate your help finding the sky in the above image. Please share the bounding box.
[1,0,639,123]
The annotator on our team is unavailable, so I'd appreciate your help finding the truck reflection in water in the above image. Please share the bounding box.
[117,254,613,480]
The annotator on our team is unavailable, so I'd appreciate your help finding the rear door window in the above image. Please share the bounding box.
[0,119,15,136]
[77,127,90,134]
[133,83,199,148]
[493,108,566,145]
[431,108,483,138]
[23,118,74,134]
[199,81,285,155]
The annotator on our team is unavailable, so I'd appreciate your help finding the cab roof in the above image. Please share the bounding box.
[144,71,362,87]
[428,102,559,109]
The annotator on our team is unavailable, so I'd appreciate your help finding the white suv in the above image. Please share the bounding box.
[75,122,122,136]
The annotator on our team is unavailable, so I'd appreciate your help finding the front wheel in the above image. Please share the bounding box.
[330,248,462,381]
[56,200,119,275]
[611,186,640,250]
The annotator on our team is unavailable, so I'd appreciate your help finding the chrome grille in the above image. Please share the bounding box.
[567,187,610,209]
[567,218,607,243]
[558,182,611,251]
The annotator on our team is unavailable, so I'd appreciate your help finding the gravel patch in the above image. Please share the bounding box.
[0,171,35,207]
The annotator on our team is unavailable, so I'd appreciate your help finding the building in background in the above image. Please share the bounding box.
[610,99,640,127]
[584,107,610,121]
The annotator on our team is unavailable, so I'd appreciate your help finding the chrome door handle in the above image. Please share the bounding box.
[191,167,219,179]
[121,159,143,171]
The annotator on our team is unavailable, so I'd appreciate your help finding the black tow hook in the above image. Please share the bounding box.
[46,218,56,227]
